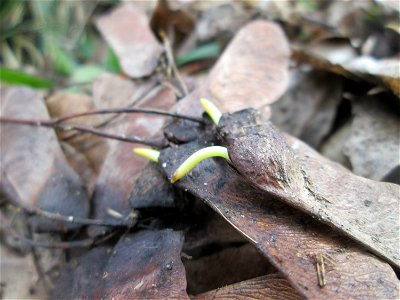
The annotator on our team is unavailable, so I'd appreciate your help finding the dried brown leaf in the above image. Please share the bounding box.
[194,273,303,300]
[220,109,400,267]
[96,4,163,78]
[150,0,194,44]
[0,88,89,232]
[52,246,113,299]
[293,40,400,97]
[177,20,290,117]
[160,140,399,299]
[101,230,188,299]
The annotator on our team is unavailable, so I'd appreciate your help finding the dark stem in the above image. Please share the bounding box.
[24,203,137,227]
[54,107,204,124]
[0,116,167,148]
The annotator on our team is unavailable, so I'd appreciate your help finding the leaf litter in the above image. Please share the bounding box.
[1,1,399,299]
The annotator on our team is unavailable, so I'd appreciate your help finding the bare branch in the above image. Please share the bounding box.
[54,107,204,124]
[0,116,167,148]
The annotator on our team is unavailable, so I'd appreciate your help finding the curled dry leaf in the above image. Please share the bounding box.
[344,96,400,181]
[194,273,303,300]
[89,87,176,236]
[0,88,89,232]
[160,141,399,299]
[53,230,187,299]
[346,57,400,97]
[293,39,400,97]
[150,0,194,44]
[96,3,163,78]
[177,20,290,117]
[292,39,358,80]
[220,109,400,267]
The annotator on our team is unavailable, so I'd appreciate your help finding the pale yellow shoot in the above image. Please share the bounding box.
[133,148,160,162]
[200,98,222,125]
[171,146,230,183]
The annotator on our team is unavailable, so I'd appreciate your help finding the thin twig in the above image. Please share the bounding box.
[160,30,189,97]
[0,116,167,148]
[54,107,204,124]
[61,81,160,141]
[23,203,137,227]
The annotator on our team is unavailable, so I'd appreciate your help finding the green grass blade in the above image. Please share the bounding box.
[176,42,220,66]
[0,67,54,89]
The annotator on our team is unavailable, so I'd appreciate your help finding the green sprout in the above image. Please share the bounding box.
[132,148,160,162]
[171,146,230,183]
[133,99,229,183]
[200,98,222,125]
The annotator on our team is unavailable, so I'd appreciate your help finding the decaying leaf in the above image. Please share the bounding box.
[177,20,290,117]
[220,109,400,267]
[101,230,188,299]
[96,3,163,78]
[159,141,399,299]
[346,56,400,97]
[52,246,112,299]
[53,230,187,299]
[344,96,400,181]
[293,39,400,97]
[292,39,358,80]
[129,163,175,209]
[150,0,194,44]
[89,87,176,236]
[194,274,303,300]
[0,88,89,232]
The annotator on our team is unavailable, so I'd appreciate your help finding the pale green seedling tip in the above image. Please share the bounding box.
[171,146,230,183]
[200,98,222,125]
[133,148,160,162]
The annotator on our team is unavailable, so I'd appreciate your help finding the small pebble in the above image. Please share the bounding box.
[203,182,208,186]
[162,162,167,168]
